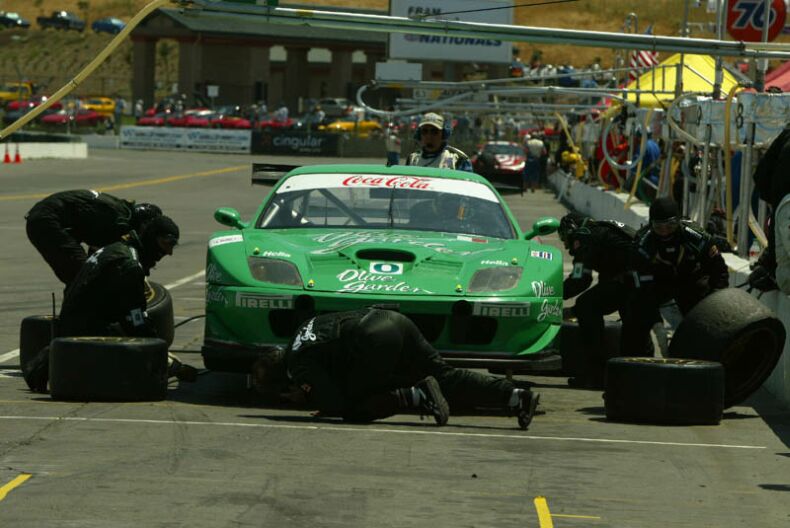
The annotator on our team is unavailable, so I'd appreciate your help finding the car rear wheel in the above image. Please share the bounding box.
[667,288,785,408]
[604,357,724,425]
[49,337,168,401]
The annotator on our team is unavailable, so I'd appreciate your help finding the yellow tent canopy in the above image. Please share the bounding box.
[620,53,741,108]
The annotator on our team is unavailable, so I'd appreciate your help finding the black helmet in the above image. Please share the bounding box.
[558,212,592,247]
[250,346,289,401]
[139,215,179,273]
[131,203,163,232]
[649,197,679,223]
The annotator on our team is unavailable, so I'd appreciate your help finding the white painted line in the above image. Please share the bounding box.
[0,415,766,450]
[0,350,20,363]
[164,270,205,290]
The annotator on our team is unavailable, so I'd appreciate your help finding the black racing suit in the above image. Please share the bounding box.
[623,220,730,353]
[59,233,154,338]
[26,190,135,284]
[564,220,644,378]
[23,233,154,392]
[285,309,516,422]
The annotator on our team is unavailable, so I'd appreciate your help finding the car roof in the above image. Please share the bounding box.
[286,164,493,186]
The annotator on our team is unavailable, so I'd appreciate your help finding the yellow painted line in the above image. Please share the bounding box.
[534,496,554,528]
[0,473,31,502]
[0,165,248,202]
[553,514,602,520]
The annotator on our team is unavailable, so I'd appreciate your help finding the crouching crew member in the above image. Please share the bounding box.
[622,197,730,353]
[26,189,163,284]
[23,216,195,392]
[252,309,540,429]
[558,212,651,389]
[406,112,473,172]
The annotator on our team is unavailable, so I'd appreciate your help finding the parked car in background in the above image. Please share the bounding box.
[317,97,353,118]
[0,81,35,107]
[167,108,213,128]
[210,106,251,129]
[37,11,85,32]
[258,116,294,132]
[40,109,107,127]
[91,17,125,35]
[320,116,383,139]
[82,96,115,117]
[5,95,59,113]
[0,12,31,29]
[136,112,168,127]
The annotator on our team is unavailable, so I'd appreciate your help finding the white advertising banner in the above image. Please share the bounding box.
[120,126,251,153]
[389,0,513,63]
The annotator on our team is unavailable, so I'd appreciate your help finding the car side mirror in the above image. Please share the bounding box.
[214,207,248,229]
[524,216,559,240]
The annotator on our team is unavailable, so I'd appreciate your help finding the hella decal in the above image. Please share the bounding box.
[235,293,294,309]
[369,261,403,275]
[481,259,509,266]
[209,234,243,248]
[472,302,530,317]
[263,250,291,258]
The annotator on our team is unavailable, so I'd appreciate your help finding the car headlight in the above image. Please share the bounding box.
[468,267,523,293]
[247,257,303,286]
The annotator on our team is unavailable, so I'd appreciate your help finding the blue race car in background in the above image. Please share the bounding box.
[91,17,125,35]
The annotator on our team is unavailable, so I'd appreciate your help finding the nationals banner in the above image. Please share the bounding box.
[120,126,251,153]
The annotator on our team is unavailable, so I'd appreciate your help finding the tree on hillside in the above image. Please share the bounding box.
[34,0,45,15]
[78,1,91,23]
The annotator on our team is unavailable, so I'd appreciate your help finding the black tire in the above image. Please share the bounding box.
[20,315,59,372]
[49,337,168,401]
[604,357,724,425]
[145,281,174,347]
[668,288,786,408]
[559,320,623,376]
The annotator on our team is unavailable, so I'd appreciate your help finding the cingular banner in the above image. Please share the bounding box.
[389,0,513,63]
[120,126,251,153]
[252,131,340,156]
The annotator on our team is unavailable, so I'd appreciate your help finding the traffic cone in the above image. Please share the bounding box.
[13,143,21,164]
[3,143,10,164]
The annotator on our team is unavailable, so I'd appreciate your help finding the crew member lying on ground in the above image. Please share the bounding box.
[251,308,540,429]
[23,216,197,392]
[26,189,164,285]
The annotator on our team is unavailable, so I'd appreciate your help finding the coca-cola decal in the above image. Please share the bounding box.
[342,175,433,190]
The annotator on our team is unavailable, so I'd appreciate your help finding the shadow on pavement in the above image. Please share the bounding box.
[748,387,790,450]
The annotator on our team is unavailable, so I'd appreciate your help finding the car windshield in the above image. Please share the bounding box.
[485,143,523,155]
[258,173,516,239]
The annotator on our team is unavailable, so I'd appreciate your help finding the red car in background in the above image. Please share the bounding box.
[40,109,107,127]
[258,117,293,132]
[471,141,527,189]
[167,108,213,128]
[136,112,168,126]
[6,95,62,112]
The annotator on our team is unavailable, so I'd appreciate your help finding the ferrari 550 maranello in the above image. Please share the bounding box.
[202,164,563,372]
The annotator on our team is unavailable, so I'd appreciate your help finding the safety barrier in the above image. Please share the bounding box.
[1,142,87,160]
[549,169,790,409]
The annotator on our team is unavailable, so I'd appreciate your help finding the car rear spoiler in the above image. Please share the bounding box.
[251,163,300,185]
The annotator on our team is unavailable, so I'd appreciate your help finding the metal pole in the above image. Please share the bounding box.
[755,0,772,91]
[682,142,692,216]
[676,0,691,97]
[713,0,725,98]
[737,122,756,256]
[696,124,713,224]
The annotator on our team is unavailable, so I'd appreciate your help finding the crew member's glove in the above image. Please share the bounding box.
[747,265,779,292]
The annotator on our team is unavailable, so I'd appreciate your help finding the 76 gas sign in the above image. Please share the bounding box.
[726,0,787,42]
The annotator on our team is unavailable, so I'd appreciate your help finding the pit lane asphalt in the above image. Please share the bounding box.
[0,149,788,527]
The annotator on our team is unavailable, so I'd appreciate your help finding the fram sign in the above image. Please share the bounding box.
[389,0,513,63]
[726,0,787,41]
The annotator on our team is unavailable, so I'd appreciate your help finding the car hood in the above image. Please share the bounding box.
[233,228,557,297]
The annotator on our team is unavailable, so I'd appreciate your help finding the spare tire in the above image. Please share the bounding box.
[668,288,786,408]
[145,281,174,347]
[20,315,59,372]
[49,336,168,401]
[604,357,724,425]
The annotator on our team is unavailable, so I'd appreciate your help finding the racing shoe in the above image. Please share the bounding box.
[513,390,540,430]
[168,358,199,382]
[414,376,450,426]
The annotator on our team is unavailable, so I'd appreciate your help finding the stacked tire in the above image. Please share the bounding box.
[604,288,785,425]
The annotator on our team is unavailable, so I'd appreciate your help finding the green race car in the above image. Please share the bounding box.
[202,164,563,372]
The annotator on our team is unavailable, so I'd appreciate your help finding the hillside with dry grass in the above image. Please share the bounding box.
[0,1,782,99]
